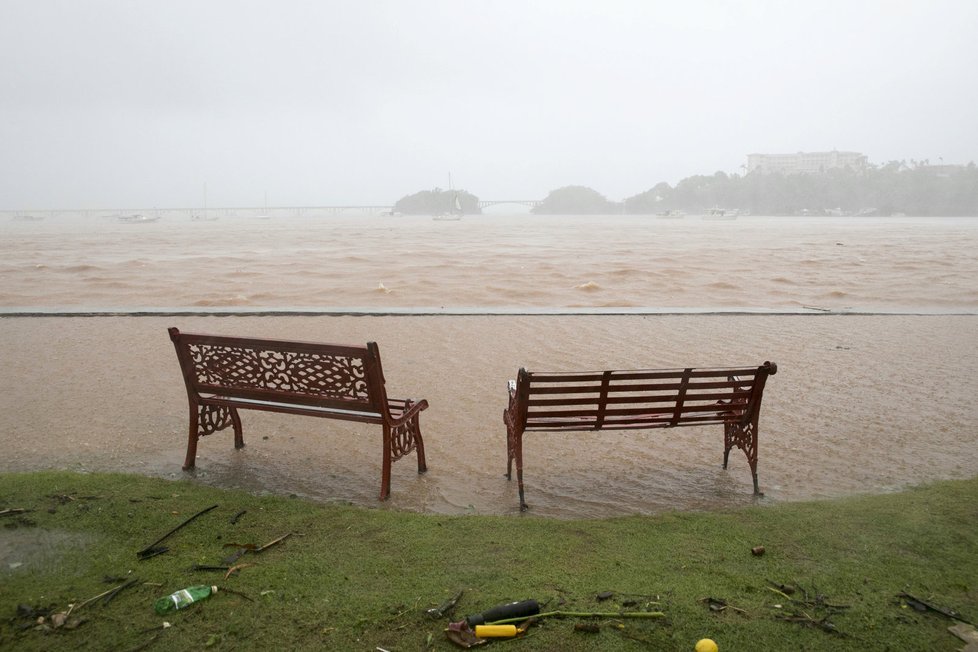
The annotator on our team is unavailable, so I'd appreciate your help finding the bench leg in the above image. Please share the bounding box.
[514,432,528,512]
[183,404,242,471]
[380,424,394,501]
[504,414,528,509]
[231,408,244,449]
[724,422,761,495]
[379,411,428,501]
[411,413,427,475]
[182,404,200,471]
[504,410,521,481]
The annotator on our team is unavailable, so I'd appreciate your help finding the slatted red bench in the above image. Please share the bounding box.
[168,327,428,500]
[503,362,778,510]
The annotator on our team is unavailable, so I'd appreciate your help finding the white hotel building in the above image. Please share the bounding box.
[747,151,868,174]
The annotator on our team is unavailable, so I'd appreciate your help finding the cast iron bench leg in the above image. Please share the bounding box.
[183,404,200,470]
[411,414,427,474]
[515,434,528,511]
[724,422,762,495]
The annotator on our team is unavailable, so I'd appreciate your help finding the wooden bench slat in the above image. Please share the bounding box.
[526,379,753,395]
[527,389,752,407]
[526,404,744,423]
[525,414,732,430]
[205,396,385,424]
[528,367,763,382]
[198,385,381,414]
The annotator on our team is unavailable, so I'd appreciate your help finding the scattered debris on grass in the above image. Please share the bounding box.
[441,593,668,648]
[222,532,293,555]
[699,596,749,616]
[136,504,218,559]
[426,590,464,620]
[69,577,141,615]
[766,580,796,596]
[217,586,255,603]
[191,564,230,572]
[770,582,850,636]
[774,610,843,635]
[224,562,255,579]
[898,592,974,626]
[101,578,141,606]
[574,622,601,633]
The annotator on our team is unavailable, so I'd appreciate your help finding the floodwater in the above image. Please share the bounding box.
[1,213,976,518]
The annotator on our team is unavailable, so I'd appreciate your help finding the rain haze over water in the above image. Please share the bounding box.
[1,0,976,209]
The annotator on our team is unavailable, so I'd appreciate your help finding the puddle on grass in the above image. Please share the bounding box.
[0,528,98,574]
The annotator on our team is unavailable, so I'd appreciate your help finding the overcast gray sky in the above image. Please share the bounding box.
[2,0,976,209]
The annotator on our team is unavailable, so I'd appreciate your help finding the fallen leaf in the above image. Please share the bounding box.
[225,563,255,579]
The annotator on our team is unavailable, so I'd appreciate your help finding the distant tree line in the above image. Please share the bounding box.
[621,161,978,216]
[395,161,978,216]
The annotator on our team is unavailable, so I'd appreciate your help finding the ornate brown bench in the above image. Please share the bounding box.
[168,327,428,500]
[504,362,777,510]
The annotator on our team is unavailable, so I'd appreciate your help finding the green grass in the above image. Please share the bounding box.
[1,472,976,651]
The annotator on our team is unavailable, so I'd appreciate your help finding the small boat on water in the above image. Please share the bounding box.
[434,174,464,221]
[655,210,684,219]
[118,213,160,223]
[702,207,739,220]
[12,214,45,221]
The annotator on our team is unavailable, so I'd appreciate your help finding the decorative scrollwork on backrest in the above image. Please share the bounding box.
[188,342,370,401]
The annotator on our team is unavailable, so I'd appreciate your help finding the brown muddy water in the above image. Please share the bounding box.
[1,214,976,517]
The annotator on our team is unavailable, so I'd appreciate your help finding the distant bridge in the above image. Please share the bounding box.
[478,199,541,209]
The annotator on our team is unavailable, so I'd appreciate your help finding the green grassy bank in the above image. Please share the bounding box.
[1,472,976,651]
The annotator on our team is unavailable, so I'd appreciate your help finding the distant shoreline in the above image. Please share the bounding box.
[2,307,977,317]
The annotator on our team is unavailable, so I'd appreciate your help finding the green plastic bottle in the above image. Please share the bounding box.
[154,585,218,615]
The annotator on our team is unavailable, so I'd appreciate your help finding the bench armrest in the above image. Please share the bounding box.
[387,398,429,426]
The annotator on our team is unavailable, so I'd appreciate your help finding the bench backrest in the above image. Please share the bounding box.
[168,328,389,416]
[512,362,777,432]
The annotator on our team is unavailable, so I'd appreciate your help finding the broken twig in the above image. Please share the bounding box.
[222,532,292,554]
[68,579,140,616]
[699,596,749,616]
[137,504,218,559]
[224,563,255,579]
[219,586,255,602]
[191,564,231,572]
[899,592,974,626]
[775,611,843,635]
[102,578,140,606]
[427,590,464,619]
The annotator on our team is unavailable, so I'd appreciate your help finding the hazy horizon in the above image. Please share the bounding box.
[2,0,976,210]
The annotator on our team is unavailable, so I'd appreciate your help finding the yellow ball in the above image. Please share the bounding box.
[695,639,719,652]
